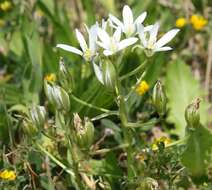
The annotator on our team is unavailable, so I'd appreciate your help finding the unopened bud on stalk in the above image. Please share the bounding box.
[152,81,167,116]
[102,60,117,91]
[73,113,94,150]
[29,105,46,129]
[59,57,73,91]
[185,98,200,128]
[44,81,70,111]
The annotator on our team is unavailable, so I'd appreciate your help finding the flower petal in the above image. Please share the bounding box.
[97,28,110,48]
[149,22,159,44]
[103,50,114,56]
[155,29,179,49]
[144,25,153,32]
[123,5,134,26]
[118,37,138,51]
[137,24,147,47]
[154,46,172,52]
[89,24,98,53]
[75,29,88,52]
[56,44,83,55]
[93,62,104,84]
[113,27,122,42]
[135,12,147,24]
[96,41,108,50]
[109,14,123,28]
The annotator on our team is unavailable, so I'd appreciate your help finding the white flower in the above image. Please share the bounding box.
[109,5,147,36]
[97,27,138,56]
[137,22,179,55]
[57,24,98,61]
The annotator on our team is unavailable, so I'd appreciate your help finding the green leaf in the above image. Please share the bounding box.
[181,125,212,177]
[26,31,43,94]
[165,60,209,137]
[9,31,23,56]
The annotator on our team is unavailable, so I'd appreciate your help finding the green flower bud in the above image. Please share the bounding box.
[152,81,167,116]
[102,60,117,91]
[28,105,46,129]
[137,177,158,190]
[44,81,70,111]
[185,98,200,128]
[59,57,73,91]
[73,113,94,150]
[22,120,39,137]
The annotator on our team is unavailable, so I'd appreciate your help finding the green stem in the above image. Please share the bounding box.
[69,139,84,190]
[120,60,147,81]
[91,143,129,155]
[118,95,134,181]
[57,111,84,190]
[165,136,189,148]
[71,94,112,113]
[36,143,74,177]
[126,119,158,129]
[91,111,119,121]
[124,71,146,101]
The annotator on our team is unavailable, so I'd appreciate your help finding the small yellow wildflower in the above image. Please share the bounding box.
[190,15,207,31]
[135,80,149,95]
[151,136,171,151]
[0,170,16,180]
[0,19,6,28]
[44,73,56,82]
[0,1,12,11]
[175,17,187,28]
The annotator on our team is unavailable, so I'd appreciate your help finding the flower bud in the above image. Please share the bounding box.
[28,105,46,129]
[59,57,73,91]
[137,177,158,190]
[44,81,70,111]
[185,98,200,128]
[73,113,94,150]
[22,120,39,137]
[102,60,117,91]
[152,81,167,116]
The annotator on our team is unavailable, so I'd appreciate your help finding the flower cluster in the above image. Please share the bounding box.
[0,170,16,180]
[175,15,207,31]
[135,80,149,95]
[57,5,179,60]
[0,1,12,11]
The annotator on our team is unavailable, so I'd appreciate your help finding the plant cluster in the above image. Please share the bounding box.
[0,1,211,190]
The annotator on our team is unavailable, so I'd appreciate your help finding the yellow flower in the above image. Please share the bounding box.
[175,17,187,28]
[44,73,56,82]
[35,9,44,18]
[190,15,207,31]
[0,19,6,28]
[135,80,149,95]
[151,136,171,151]
[0,1,12,11]
[0,170,16,180]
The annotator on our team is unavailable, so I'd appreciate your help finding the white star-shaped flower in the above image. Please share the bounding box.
[137,22,179,56]
[97,27,138,56]
[57,24,98,61]
[109,5,147,37]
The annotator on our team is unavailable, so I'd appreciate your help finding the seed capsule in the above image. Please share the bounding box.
[73,114,94,150]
